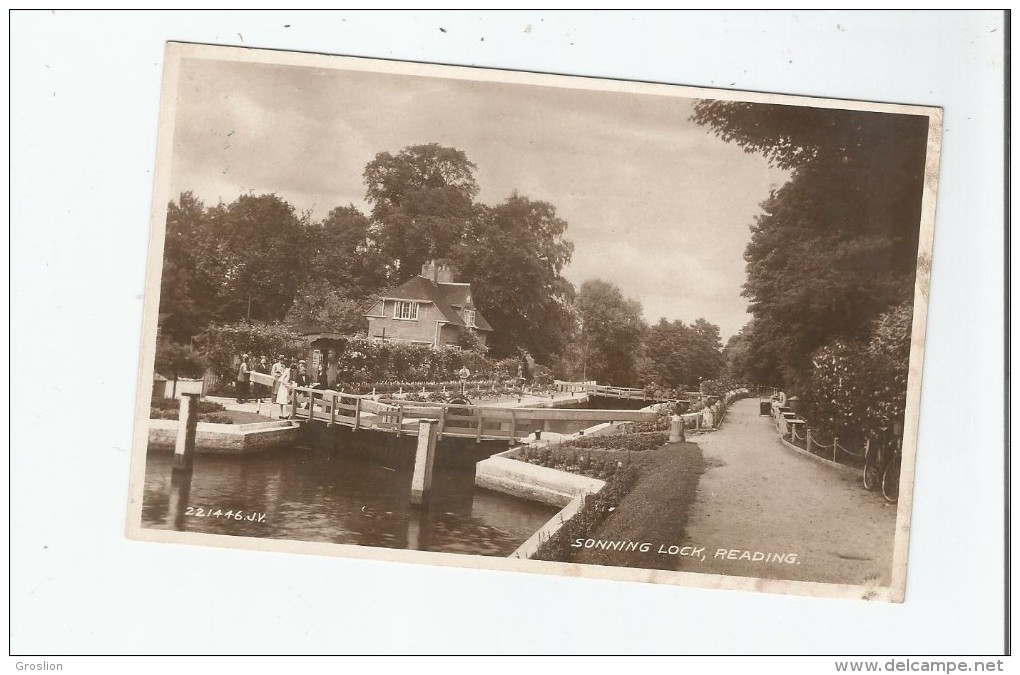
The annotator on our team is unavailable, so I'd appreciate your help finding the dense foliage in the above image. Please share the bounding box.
[154,340,206,380]
[192,322,307,381]
[802,302,912,442]
[692,101,927,391]
[693,100,927,436]
[160,144,578,364]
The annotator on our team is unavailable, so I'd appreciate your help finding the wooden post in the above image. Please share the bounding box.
[290,388,297,419]
[329,394,336,427]
[308,391,314,422]
[476,408,484,443]
[172,392,200,472]
[833,437,839,462]
[508,411,517,447]
[410,419,439,507]
[353,397,361,431]
[806,428,812,453]
[396,405,403,437]
[438,405,446,439]
[167,467,192,529]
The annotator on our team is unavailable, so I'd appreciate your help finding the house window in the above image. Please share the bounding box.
[463,309,475,327]
[394,301,419,320]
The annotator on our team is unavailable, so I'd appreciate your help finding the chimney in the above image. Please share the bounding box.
[420,260,437,282]
[436,262,455,284]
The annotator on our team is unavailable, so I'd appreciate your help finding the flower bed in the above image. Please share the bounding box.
[509,432,668,479]
[531,463,639,562]
[510,446,633,481]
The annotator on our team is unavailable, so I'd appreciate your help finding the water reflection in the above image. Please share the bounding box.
[142,446,556,557]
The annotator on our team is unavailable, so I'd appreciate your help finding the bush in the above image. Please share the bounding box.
[194,321,306,381]
[150,397,225,414]
[155,340,206,380]
[803,303,911,442]
[530,363,555,387]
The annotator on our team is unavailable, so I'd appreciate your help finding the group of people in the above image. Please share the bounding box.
[235,354,317,416]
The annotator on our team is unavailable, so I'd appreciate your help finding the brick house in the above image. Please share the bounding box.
[365,261,493,348]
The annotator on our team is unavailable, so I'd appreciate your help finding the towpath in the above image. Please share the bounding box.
[676,398,897,586]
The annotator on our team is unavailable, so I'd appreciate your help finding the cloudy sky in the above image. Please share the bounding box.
[169,57,788,340]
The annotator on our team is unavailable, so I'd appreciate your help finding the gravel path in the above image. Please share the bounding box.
[677,398,896,586]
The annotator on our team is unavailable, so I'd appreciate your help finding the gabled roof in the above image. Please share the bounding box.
[437,283,471,308]
[371,276,493,331]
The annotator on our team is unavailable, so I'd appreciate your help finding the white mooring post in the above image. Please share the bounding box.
[410,419,440,507]
[173,393,200,472]
[668,414,685,443]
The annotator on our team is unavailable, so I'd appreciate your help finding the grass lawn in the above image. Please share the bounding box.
[532,439,705,570]
[213,410,278,424]
[572,440,704,570]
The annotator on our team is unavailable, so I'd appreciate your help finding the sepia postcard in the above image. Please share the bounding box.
[126,41,941,602]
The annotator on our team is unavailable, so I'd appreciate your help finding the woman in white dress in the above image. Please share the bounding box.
[275,363,293,418]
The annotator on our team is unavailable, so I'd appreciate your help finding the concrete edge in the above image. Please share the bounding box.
[148,418,296,434]
[509,491,593,560]
[148,419,302,455]
[778,435,861,478]
[475,455,604,506]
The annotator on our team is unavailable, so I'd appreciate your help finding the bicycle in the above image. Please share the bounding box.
[881,442,901,504]
[862,430,901,504]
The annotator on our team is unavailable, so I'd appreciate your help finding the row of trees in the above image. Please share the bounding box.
[160,142,729,389]
[693,101,928,439]
[556,279,726,391]
[159,143,575,364]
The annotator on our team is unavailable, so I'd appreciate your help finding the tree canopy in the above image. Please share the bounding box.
[363,143,479,282]
[158,143,580,369]
[566,279,647,386]
[692,100,929,389]
[450,193,575,361]
[642,317,725,389]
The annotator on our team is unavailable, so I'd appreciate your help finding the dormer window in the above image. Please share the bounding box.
[394,301,419,321]
[463,309,476,327]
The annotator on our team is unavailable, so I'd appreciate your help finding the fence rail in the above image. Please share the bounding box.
[553,381,651,400]
[283,385,657,444]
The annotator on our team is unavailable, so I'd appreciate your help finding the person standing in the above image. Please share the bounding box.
[275,360,293,418]
[271,354,287,399]
[236,354,251,403]
[295,360,310,388]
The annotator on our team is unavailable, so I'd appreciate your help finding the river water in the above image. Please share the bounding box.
[141,447,557,557]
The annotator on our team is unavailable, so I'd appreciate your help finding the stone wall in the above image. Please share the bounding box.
[147,419,301,455]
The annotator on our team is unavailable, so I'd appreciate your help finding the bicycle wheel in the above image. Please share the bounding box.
[881,454,901,504]
[863,446,881,491]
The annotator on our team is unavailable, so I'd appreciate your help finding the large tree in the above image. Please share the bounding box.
[642,318,725,389]
[363,143,479,281]
[692,101,929,388]
[159,192,313,340]
[304,204,388,296]
[204,193,310,323]
[158,192,223,341]
[451,194,576,362]
[569,279,646,386]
